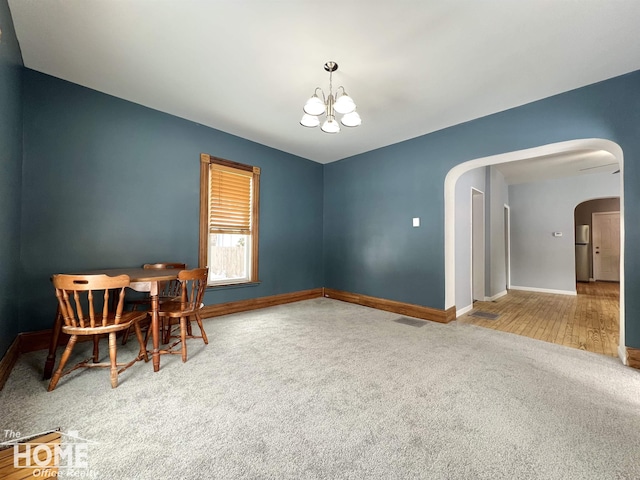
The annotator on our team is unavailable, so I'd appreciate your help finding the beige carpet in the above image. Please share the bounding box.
[1,298,639,479]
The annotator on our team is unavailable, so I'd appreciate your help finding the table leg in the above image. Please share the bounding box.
[43,307,63,380]
[151,289,160,372]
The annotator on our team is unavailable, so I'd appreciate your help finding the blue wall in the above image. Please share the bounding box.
[0,0,23,357]
[324,70,640,348]
[4,32,640,355]
[19,70,324,334]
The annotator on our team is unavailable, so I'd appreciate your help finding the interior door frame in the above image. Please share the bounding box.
[504,204,511,290]
[471,188,485,302]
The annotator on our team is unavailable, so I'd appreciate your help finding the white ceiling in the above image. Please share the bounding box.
[8,1,640,164]
[493,149,619,185]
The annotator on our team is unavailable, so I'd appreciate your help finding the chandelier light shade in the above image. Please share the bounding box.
[303,93,326,116]
[300,61,361,133]
[334,91,356,114]
[300,114,320,128]
[340,111,362,127]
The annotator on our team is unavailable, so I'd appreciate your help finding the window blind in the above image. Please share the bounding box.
[209,164,253,234]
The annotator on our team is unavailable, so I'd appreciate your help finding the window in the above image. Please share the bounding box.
[199,154,260,286]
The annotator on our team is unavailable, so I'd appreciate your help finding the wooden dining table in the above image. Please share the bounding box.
[43,267,179,379]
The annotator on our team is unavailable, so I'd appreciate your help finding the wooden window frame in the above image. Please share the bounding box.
[199,153,260,285]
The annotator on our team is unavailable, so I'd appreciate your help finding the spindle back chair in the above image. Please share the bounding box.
[156,267,209,363]
[48,274,148,391]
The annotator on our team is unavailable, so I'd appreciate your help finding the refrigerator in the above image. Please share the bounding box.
[575,225,590,282]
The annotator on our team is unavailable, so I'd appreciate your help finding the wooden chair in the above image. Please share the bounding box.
[142,262,187,300]
[122,262,186,344]
[48,274,149,391]
[155,267,209,363]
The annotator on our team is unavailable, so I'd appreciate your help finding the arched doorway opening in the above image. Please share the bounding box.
[444,139,626,362]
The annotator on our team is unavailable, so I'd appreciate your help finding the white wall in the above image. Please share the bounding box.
[455,167,485,313]
[509,172,620,294]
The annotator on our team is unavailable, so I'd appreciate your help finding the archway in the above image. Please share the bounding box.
[444,139,626,362]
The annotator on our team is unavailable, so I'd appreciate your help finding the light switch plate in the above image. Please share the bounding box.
[413,217,420,227]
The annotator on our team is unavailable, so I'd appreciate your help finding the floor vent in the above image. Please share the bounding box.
[470,311,500,320]
[393,317,426,327]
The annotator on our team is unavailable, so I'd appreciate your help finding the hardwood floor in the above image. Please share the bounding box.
[457,282,620,357]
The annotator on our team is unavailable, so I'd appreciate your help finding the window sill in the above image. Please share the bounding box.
[206,281,261,292]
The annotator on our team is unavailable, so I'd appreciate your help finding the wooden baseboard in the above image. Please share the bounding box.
[322,288,456,323]
[199,288,324,319]
[627,347,640,370]
[2,287,451,362]
[18,329,78,355]
[0,337,20,391]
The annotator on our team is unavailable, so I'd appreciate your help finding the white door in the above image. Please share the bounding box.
[472,189,485,301]
[592,211,620,281]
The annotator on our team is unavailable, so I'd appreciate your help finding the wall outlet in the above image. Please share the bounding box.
[413,217,420,227]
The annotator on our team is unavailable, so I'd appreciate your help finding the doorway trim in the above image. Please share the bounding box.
[504,204,511,290]
[471,188,485,303]
[444,138,626,363]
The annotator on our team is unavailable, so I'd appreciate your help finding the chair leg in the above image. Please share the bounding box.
[121,326,131,345]
[122,304,144,345]
[180,316,187,363]
[108,332,118,388]
[133,321,149,362]
[93,336,100,362]
[143,314,152,345]
[43,307,63,380]
[164,319,172,345]
[48,335,78,392]
[195,313,208,344]
[162,319,168,344]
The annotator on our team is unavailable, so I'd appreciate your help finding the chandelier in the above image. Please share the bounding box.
[300,61,361,133]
